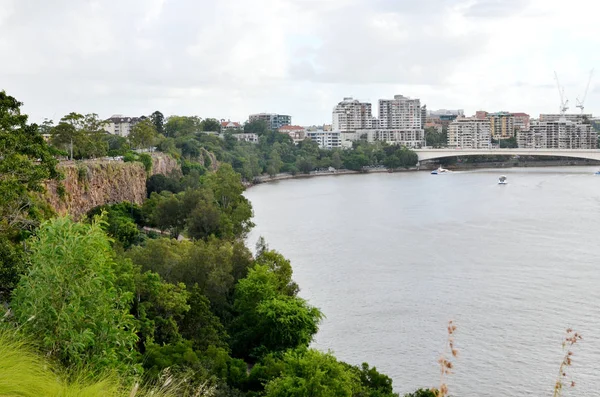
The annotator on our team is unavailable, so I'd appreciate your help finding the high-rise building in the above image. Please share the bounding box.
[332,97,375,131]
[249,113,291,131]
[517,120,597,149]
[378,95,423,130]
[511,113,530,132]
[489,112,515,139]
[448,117,491,149]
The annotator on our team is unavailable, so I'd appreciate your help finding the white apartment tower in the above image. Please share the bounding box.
[378,95,424,130]
[332,97,375,131]
[448,118,491,149]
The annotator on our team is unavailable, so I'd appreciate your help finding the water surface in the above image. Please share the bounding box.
[245,167,600,396]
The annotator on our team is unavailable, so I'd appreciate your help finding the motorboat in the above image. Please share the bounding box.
[595,170,600,175]
[498,175,507,185]
[431,166,449,175]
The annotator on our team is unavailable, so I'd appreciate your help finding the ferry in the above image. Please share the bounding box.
[498,175,507,185]
[431,166,449,175]
[595,170,600,175]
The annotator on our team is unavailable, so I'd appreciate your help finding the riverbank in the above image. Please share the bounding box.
[244,159,600,188]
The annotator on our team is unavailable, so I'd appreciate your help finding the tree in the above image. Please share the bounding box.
[179,285,229,351]
[51,113,108,159]
[150,110,165,136]
[263,349,360,397]
[204,164,254,239]
[331,150,343,169]
[201,118,221,133]
[267,149,283,176]
[9,218,139,376]
[231,265,322,359]
[0,91,59,235]
[244,119,269,135]
[129,119,158,150]
[165,116,202,138]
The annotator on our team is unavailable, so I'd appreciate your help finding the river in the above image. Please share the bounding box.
[245,167,600,396]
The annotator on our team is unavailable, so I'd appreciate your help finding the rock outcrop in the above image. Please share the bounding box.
[46,154,181,219]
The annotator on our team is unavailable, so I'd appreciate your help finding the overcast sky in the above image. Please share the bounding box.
[1,0,599,125]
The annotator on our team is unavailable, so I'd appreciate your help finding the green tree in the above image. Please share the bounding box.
[0,91,59,235]
[403,389,438,397]
[267,149,283,176]
[263,349,360,397]
[201,118,222,133]
[244,119,269,135]
[150,110,165,136]
[129,119,158,150]
[165,116,202,138]
[179,285,229,351]
[231,265,322,359]
[9,218,139,376]
[204,164,254,239]
[134,270,189,346]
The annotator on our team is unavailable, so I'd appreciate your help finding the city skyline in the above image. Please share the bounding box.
[1,0,599,125]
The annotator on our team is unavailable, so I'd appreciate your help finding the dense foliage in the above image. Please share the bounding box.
[0,91,439,396]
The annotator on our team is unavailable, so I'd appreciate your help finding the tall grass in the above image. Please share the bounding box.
[0,331,213,397]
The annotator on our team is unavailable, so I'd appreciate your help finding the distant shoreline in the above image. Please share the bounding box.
[244,159,600,188]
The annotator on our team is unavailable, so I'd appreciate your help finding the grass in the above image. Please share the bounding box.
[0,331,214,397]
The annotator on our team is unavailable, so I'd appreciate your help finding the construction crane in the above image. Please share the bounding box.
[554,71,569,114]
[575,69,594,114]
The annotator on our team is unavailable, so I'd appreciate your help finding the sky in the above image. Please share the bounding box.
[1,0,599,125]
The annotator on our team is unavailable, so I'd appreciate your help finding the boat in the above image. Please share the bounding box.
[498,175,507,185]
[431,166,449,175]
[595,170,600,175]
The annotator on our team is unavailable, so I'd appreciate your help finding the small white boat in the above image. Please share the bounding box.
[431,166,449,175]
[595,170,600,175]
[498,175,507,185]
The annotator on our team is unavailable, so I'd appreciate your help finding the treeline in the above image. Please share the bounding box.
[0,90,442,396]
[153,116,419,180]
[42,110,419,179]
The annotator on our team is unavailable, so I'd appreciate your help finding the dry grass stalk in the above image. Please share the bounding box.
[436,320,458,397]
[553,328,582,397]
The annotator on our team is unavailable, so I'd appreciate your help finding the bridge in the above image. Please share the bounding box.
[414,148,600,162]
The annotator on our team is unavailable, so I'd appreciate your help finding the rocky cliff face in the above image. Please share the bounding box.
[46,154,181,219]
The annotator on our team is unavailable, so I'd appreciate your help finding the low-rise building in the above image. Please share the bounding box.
[105,115,144,137]
[339,129,424,148]
[249,113,291,131]
[448,117,491,149]
[232,133,259,143]
[220,120,242,132]
[278,125,306,144]
[307,130,341,149]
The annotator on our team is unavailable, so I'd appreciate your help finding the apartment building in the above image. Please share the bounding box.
[105,115,144,137]
[378,95,424,130]
[448,117,491,149]
[307,130,341,149]
[249,113,291,131]
[539,114,593,123]
[278,125,306,144]
[511,113,530,132]
[368,129,425,148]
[489,112,515,139]
[332,97,376,131]
[518,120,597,149]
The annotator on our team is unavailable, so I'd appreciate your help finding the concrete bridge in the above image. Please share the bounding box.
[414,148,600,162]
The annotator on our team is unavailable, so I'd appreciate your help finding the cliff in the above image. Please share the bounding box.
[46,154,181,219]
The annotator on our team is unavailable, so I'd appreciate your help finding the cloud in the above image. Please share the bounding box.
[0,0,599,124]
